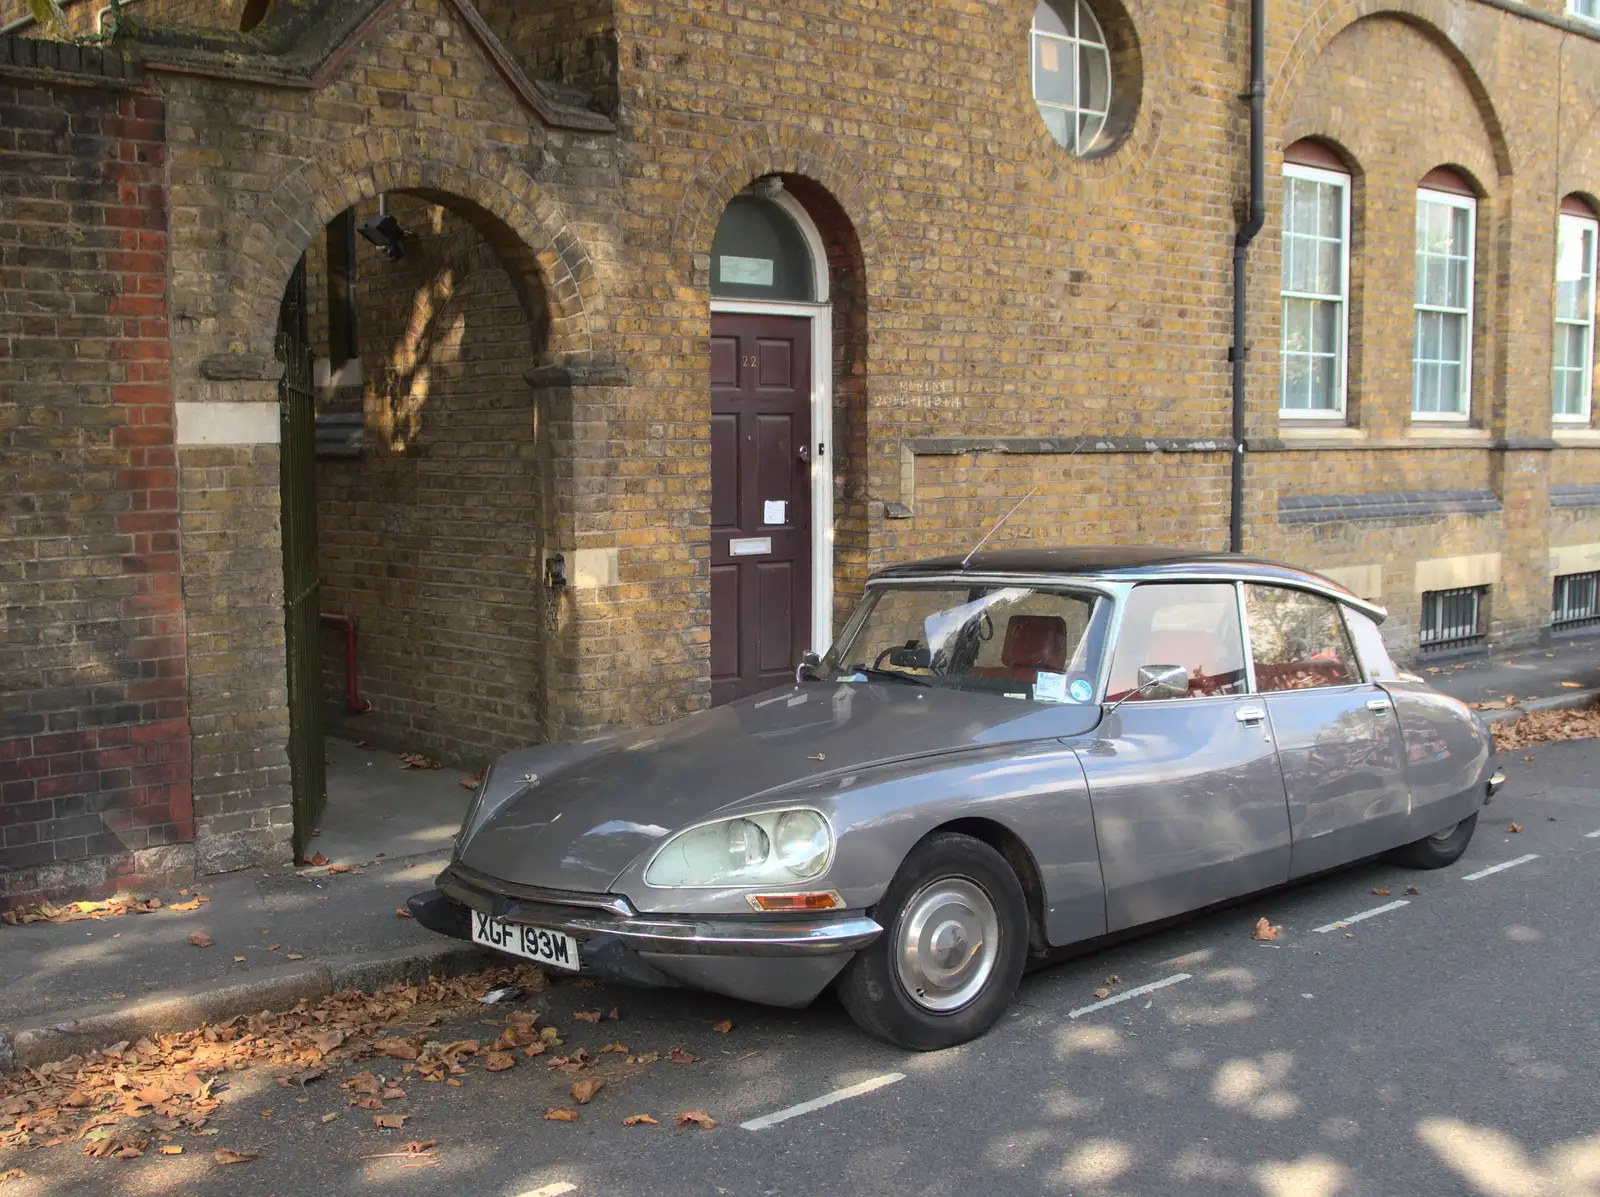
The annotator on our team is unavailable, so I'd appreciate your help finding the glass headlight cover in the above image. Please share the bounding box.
[644,809,833,887]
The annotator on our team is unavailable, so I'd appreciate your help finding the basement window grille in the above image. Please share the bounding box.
[1553,571,1600,630]
[1419,586,1487,652]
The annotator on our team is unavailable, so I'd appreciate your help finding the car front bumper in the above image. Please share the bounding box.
[408,862,882,1009]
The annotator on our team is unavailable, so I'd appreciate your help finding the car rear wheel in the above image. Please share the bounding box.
[836,832,1028,1051]
[1390,811,1478,869]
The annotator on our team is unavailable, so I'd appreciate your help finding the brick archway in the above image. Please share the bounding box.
[1270,0,1516,178]
[222,129,601,364]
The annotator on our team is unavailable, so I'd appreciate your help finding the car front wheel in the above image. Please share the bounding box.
[1390,811,1479,869]
[836,832,1028,1051]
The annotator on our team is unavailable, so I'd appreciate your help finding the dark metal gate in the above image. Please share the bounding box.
[277,329,325,860]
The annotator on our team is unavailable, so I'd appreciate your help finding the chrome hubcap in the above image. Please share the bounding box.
[1430,822,1460,842]
[894,877,1000,1013]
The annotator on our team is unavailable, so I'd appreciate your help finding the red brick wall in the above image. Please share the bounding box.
[0,68,192,904]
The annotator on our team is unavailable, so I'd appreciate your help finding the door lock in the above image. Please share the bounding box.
[797,444,811,464]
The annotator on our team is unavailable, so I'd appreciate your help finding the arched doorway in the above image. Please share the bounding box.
[708,183,833,704]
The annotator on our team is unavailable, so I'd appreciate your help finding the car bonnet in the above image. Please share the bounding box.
[454,682,1102,892]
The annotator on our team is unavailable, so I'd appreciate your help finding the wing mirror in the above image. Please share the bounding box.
[1138,664,1190,700]
[795,651,822,683]
[1104,664,1190,715]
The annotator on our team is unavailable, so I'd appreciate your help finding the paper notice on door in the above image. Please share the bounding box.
[1038,39,1059,73]
[763,500,786,525]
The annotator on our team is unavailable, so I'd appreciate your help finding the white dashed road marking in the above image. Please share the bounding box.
[1586,829,1600,839]
[1311,898,1410,934]
[741,1072,906,1131]
[1462,853,1540,881]
[516,1185,577,1197]
[1067,972,1192,1019]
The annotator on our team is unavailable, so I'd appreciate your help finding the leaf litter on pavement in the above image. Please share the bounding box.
[1,961,727,1170]
[1492,699,1600,751]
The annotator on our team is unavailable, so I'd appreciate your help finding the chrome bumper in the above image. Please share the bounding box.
[432,863,881,959]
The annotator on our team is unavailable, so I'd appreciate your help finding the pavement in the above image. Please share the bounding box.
[3,735,1599,1195]
[1,635,1597,1078]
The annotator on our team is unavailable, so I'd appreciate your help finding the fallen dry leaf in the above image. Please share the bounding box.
[327,864,353,875]
[320,1113,338,1124]
[352,1097,384,1112]
[1507,823,1523,833]
[233,956,247,963]
[622,1114,658,1126]
[187,932,212,948]
[669,1046,696,1064]
[399,753,441,770]
[628,1052,661,1066]
[545,1107,579,1123]
[1561,681,1582,688]
[572,1011,602,1024]
[285,954,304,961]
[1104,973,1121,986]
[607,1007,620,1020]
[373,1114,408,1130]
[598,1042,628,1055]
[304,852,329,866]
[395,908,413,919]
[381,1088,406,1100]
[213,1148,258,1165]
[483,1052,515,1073]
[676,1110,718,1129]
[712,1019,733,1033]
[458,778,480,790]
[1371,887,1391,896]
[158,1144,183,1155]
[571,1079,604,1105]
[1250,917,1280,942]
[169,899,202,912]
[1093,987,1111,1000]
[1406,886,1421,895]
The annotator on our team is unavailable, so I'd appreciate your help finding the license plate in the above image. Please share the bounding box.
[469,910,580,972]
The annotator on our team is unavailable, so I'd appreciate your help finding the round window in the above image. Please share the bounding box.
[1031,0,1113,156]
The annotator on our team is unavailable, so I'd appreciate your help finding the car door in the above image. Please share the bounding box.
[1243,584,1410,879]
[1079,582,1292,932]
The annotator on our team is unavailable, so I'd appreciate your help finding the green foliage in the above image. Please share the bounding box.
[23,0,128,42]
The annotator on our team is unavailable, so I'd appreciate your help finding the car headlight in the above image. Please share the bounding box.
[644,809,833,887]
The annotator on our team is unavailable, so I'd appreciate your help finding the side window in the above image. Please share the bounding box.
[1343,607,1399,681]
[1245,585,1359,692]
[1107,584,1247,701]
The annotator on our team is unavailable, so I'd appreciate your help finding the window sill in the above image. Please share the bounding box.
[1278,424,1364,440]
[1404,426,1491,443]
[1554,429,1600,447]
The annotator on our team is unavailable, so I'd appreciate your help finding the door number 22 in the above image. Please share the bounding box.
[740,355,757,368]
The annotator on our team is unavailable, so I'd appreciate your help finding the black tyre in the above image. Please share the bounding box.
[836,832,1028,1051]
[1390,811,1478,869]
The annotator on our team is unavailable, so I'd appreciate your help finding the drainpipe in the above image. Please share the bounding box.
[1230,0,1266,554]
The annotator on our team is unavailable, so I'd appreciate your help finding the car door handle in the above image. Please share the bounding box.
[1235,706,1266,723]
[1366,698,1392,712]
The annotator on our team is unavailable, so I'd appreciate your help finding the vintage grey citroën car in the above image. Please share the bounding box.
[409,548,1503,1050]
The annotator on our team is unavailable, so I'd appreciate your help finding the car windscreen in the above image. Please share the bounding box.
[821,583,1111,703]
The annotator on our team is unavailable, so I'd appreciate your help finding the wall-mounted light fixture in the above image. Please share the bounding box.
[358,194,408,260]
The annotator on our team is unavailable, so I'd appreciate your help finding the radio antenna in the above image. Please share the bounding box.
[962,486,1038,570]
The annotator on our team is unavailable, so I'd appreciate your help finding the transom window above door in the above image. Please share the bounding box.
[1031,0,1113,156]
[710,194,816,302]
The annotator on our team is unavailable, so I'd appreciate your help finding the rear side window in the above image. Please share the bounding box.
[1244,585,1359,691]
[1107,583,1247,701]
[1344,606,1400,680]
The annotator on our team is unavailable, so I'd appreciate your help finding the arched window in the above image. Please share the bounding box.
[709,194,816,302]
[1413,168,1477,420]
[1280,140,1351,417]
[1031,1,1113,156]
[1555,195,1598,424]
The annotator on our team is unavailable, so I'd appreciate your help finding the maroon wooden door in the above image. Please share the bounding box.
[710,313,813,706]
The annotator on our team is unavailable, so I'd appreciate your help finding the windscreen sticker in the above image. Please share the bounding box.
[1033,671,1067,703]
[1068,677,1095,703]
